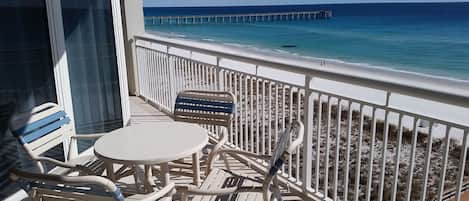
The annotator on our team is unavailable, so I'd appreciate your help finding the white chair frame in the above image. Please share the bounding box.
[178,120,304,201]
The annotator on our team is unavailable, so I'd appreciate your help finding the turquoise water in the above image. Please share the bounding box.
[145,3,469,80]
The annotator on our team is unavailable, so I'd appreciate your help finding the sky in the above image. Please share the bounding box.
[144,0,468,7]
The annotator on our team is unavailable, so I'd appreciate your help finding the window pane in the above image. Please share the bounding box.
[61,0,123,136]
[0,0,56,198]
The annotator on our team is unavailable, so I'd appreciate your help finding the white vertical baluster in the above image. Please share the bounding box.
[250,77,254,153]
[455,131,468,201]
[256,78,260,155]
[135,47,140,95]
[239,74,244,150]
[275,85,279,148]
[324,96,332,199]
[333,98,342,200]
[365,108,377,201]
[268,82,272,154]
[405,119,419,201]
[296,89,301,181]
[201,64,207,89]
[234,73,239,147]
[378,110,390,201]
[143,49,149,98]
[147,50,154,102]
[197,63,202,90]
[436,127,451,201]
[343,101,353,201]
[390,114,403,201]
[244,75,249,151]
[176,57,183,93]
[420,122,434,201]
[153,51,160,104]
[262,80,266,154]
[354,105,364,201]
[315,93,322,193]
[282,85,286,173]
[189,60,195,90]
[154,52,163,104]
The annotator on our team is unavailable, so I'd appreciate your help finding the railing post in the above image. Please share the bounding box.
[167,46,177,113]
[302,75,314,192]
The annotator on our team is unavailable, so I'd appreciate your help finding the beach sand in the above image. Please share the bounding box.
[150,32,469,144]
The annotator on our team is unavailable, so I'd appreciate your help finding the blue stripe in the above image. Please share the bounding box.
[17,136,26,145]
[176,97,234,108]
[13,111,67,136]
[175,104,234,113]
[268,158,285,176]
[22,117,70,143]
[113,188,125,201]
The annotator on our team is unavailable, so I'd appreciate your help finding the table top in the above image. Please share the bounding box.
[94,122,208,165]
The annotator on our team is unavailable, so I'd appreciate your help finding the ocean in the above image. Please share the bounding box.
[144,3,469,80]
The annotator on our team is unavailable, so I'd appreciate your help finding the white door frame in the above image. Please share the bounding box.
[45,0,75,126]
[45,0,130,151]
[111,0,131,126]
[45,0,77,159]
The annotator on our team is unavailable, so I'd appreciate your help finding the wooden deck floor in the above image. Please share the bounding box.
[129,96,173,125]
[128,96,302,201]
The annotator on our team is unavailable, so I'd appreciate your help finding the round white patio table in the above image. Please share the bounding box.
[94,122,208,193]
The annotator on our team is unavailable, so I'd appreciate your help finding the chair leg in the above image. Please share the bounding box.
[181,192,189,201]
[272,178,283,201]
[192,151,201,186]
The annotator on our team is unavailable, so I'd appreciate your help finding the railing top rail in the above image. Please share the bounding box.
[135,33,469,109]
[144,10,330,19]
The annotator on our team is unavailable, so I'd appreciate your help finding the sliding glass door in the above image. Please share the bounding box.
[0,0,128,198]
[61,0,123,134]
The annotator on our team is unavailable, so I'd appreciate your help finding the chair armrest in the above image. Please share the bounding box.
[71,133,106,140]
[33,156,95,175]
[287,121,304,154]
[34,156,77,169]
[207,149,271,174]
[10,168,118,192]
[129,182,175,201]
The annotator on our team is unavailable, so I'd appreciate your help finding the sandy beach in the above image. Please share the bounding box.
[157,32,469,145]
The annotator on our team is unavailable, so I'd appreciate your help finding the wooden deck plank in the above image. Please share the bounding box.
[129,96,173,125]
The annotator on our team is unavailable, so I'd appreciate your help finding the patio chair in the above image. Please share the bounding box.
[178,120,304,201]
[161,90,235,180]
[9,102,105,175]
[10,167,175,201]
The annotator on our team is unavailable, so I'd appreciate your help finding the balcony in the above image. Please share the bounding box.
[130,33,469,201]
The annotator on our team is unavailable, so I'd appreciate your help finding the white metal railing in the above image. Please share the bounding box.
[134,33,469,201]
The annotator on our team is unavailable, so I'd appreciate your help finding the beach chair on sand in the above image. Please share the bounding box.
[158,90,235,185]
[178,120,304,201]
[9,102,105,175]
[10,168,175,201]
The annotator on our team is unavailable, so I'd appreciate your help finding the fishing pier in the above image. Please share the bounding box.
[146,10,332,25]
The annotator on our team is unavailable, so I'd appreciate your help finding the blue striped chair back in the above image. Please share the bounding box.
[9,103,74,161]
[174,90,236,127]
